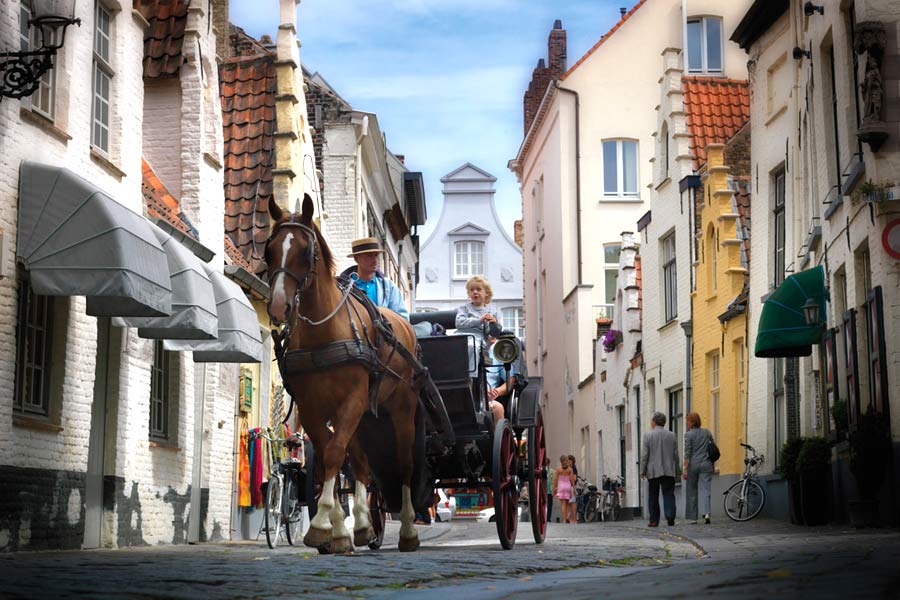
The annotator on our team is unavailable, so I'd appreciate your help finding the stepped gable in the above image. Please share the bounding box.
[136,0,191,78]
[220,50,277,274]
[682,77,751,169]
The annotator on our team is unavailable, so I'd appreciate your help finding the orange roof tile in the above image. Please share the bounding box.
[224,235,252,271]
[141,158,191,235]
[220,52,276,274]
[682,76,751,168]
[561,0,647,80]
[135,0,191,78]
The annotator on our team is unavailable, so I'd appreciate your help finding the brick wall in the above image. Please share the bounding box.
[523,21,567,133]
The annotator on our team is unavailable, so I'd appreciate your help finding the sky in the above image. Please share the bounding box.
[229,0,627,238]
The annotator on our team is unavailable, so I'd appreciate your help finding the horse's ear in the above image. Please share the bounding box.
[300,194,314,224]
[268,196,284,223]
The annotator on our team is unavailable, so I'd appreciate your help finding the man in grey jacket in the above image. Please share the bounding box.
[640,412,679,527]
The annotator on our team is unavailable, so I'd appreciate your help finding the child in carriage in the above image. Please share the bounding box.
[455,275,499,352]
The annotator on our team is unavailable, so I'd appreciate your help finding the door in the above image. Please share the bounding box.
[83,318,111,549]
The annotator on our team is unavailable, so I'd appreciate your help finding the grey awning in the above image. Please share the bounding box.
[117,224,218,340]
[17,162,172,317]
[165,265,263,363]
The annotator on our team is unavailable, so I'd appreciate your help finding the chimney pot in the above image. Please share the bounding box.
[537,58,546,68]
[620,7,627,17]
[553,19,562,29]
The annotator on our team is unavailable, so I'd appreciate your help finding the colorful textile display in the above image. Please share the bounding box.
[238,419,251,507]
[250,428,264,507]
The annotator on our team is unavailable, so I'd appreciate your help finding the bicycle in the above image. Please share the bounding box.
[261,431,306,549]
[723,442,766,522]
[600,476,623,522]
[576,476,603,523]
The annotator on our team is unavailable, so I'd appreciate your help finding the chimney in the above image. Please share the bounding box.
[523,20,568,134]
[620,7,627,17]
[260,34,276,52]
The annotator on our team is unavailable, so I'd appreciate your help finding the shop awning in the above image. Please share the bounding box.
[17,162,172,317]
[115,224,218,340]
[164,265,263,363]
[755,265,827,358]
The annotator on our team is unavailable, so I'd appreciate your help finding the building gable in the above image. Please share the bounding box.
[448,222,491,237]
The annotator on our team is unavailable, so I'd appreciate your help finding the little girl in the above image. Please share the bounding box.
[553,455,576,523]
[455,275,499,352]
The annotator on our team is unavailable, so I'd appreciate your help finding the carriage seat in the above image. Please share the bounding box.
[417,333,478,382]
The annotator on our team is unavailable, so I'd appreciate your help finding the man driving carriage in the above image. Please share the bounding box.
[340,237,409,319]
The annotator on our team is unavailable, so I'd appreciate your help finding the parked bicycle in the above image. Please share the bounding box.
[600,476,623,522]
[576,476,603,523]
[261,431,306,549]
[723,442,766,522]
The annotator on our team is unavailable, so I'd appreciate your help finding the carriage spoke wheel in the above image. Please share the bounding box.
[527,409,548,543]
[367,485,387,550]
[492,419,519,550]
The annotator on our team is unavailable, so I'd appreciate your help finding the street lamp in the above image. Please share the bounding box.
[1,0,81,101]
[802,298,820,326]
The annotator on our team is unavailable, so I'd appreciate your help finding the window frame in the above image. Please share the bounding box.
[709,351,720,441]
[668,387,683,453]
[686,16,724,74]
[662,232,678,322]
[20,0,55,119]
[617,405,626,482]
[452,240,484,279]
[92,0,113,155]
[14,267,55,418]
[602,139,639,198]
[149,340,171,441]
[501,306,525,339]
[773,170,786,287]
[773,358,786,466]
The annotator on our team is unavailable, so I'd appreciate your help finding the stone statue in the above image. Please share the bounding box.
[854,22,888,150]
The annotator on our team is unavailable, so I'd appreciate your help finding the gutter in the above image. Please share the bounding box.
[555,81,583,285]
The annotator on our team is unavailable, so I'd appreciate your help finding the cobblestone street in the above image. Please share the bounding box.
[1,518,898,598]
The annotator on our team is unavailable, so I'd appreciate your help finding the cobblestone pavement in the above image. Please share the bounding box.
[1,518,898,598]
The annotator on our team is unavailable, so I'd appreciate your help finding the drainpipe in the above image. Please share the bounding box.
[534,181,544,378]
[189,364,207,543]
[555,82,583,285]
[681,320,693,412]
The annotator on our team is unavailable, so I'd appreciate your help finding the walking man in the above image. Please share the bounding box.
[640,411,679,527]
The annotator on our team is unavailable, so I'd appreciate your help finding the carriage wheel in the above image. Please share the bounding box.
[492,418,518,550]
[527,409,547,543]
[367,485,387,550]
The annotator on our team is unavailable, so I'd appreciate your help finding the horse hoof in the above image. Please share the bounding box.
[304,526,332,549]
[316,542,333,555]
[331,536,353,554]
[354,527,376,547]
[398,535,420,553]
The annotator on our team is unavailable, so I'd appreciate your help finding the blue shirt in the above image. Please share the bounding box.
[353,276,379,305]
[486,343,519,389]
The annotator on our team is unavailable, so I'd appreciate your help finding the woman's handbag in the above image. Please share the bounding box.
[707,430,721,463]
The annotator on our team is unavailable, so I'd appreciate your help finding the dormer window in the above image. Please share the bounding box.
[687,17,723,74]
[454,240,484,278]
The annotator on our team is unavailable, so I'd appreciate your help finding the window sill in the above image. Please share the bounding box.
[765,104,788,127]
[657,318,680,333]
[13,414,64,433]
[90,148,127,180]
[600,196,643,204]
[149,440,182,452]
[20,107,71,144]
[706,293,718,303]
[655,177,672,191]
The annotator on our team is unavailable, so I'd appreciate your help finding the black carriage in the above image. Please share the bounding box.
[408,310,548,549]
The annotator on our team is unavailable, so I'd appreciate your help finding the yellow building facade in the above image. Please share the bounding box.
[691,144,749,476]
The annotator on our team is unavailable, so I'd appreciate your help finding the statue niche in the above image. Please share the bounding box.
[854,21,889,151]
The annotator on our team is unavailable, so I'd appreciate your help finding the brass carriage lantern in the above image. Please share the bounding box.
[1,0,82,100]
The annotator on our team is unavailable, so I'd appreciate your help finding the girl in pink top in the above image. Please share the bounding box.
[553,455,576,523]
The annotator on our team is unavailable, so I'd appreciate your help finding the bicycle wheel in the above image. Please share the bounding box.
[723,478,765,522]
[264,475,283,548]
[601,494,612,522]
[609,497,621,523]
[584,496,599,523]
[283,474,305,546]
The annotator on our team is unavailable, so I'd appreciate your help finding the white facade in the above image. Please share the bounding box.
[415,163,523,335]
[0,0,238,550]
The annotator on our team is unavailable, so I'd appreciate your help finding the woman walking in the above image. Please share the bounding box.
[683,412,715,524]
[568,455,580,523]
[553,455,576,523]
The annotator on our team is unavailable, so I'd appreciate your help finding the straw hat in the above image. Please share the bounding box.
[347,237,385,257]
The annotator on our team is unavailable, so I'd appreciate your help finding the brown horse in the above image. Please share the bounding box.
[265,195,422,553]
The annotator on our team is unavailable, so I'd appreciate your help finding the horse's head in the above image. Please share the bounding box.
[265,194,333,326]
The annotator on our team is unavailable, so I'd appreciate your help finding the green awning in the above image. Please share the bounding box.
[755,266,827,358]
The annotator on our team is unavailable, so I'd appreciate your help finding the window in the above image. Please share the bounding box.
[686,17,723,74]
[773,170,786,286]
[617,406,626,482]
[842,310,860,427]
[501,306,525,339]
[668,388,683,453]
[865,287,889,416]
[92,1,113,153]
[708,226,717,293]
[602,139,638,197]
[603,243,621,320]
[773,358,786,466]
[20,0,55,118]
[14,268,55,417]
[149,340,170,440]
[708,352,720,440]
[453,240,483,278]
[662,233,677,321]
[660,121,670,179]
[824,43,842,190]
[736,340,745,435]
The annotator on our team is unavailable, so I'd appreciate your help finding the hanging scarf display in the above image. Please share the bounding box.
[238,419,251,507]
[250,428,265,507]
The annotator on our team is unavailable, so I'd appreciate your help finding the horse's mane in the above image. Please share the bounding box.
[272,213,336,277]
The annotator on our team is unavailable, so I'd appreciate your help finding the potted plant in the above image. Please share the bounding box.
[602,329,623,353]
[779,437,805,525]
[796,437,831,526]
[848,409,891,527]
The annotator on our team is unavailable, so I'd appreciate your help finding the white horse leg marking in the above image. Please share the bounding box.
[352,480,371,532]
[272,231,294,305]
[310,476,335,531]
[399,484,418,540]
[330,495,351,540]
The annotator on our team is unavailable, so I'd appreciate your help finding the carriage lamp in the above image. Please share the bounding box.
[802,298,821,327]
[493,337,519,365]
[1,0,81,100]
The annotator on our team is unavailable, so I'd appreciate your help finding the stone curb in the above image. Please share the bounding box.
[616,523,709,558]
